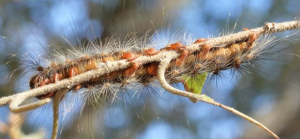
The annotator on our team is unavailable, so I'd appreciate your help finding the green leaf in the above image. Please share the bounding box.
[180,73,207,103]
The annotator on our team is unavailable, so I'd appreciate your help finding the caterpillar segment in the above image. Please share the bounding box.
[144,48,160,56]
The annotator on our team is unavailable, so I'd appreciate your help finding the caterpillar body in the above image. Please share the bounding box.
[29,31,257,102]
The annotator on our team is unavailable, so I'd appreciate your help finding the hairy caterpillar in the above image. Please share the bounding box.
[1,0,300,139]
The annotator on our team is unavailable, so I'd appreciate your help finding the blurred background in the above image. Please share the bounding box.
[0,0,300,139]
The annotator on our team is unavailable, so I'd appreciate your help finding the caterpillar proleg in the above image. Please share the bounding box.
[1,0,300,139]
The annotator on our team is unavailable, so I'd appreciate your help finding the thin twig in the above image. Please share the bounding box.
[51,89,69,139]
[157,58,280,139]
[9,96,51,113]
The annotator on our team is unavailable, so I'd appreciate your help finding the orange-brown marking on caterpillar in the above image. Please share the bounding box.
[36,71,67,99]
[194,38,210,60]
[243,28,250,31]
[102,56,115,63]
[69,66,80,78]
[194,38,207,44]
[223,48,230,57]
[243,28,258,45]
[144,48,160,56]
[164,42,185,51]
[73,85,82,92]
[175,49,189,66]
[205,51,214,61]
[121,51,138,61]
[40,78,51,86]
[197,44,211,60]
[31,55,112,99]
[166,42,189,66]
[83,59,98,71]
[124,62,141,77]
[170,42,184,50]
[147,63,159,76]
[34,76,56,99]
[215,48,226,58]
[248,34,257,45]
[53,73,63,82]
[105,71,118,80]
[69,59,98,92]
[229,44,241,55]
[239,42,248,53]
